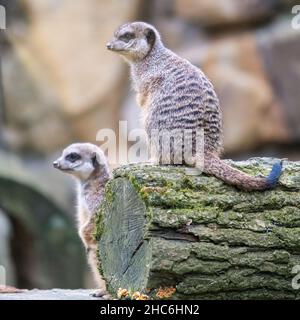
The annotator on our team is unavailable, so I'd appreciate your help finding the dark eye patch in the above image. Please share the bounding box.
[119,32,135,42]
[66,152,81,162]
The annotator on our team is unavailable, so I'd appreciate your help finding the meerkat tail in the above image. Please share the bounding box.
[203,154,283,191]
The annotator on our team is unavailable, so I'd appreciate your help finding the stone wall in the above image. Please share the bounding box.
[1,0,142,153]
[0,0,299,157]
[151,0,300,157]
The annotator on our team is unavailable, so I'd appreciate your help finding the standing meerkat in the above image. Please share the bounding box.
[107,21,283,191]
[53,143,111,299]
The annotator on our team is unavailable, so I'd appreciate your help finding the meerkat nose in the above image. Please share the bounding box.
[53,161,60,168]
[106,42,113,50]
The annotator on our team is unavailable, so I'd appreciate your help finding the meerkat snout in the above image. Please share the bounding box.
[106,42,113,50]
[53,160,59,168]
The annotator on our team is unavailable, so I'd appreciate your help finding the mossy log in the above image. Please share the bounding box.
[96,158,300,299]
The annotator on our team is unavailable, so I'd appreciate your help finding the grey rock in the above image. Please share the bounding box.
[0,289,103,300]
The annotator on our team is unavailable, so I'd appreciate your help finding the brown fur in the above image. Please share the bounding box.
[108,22,282,191]
[53,143,111,298]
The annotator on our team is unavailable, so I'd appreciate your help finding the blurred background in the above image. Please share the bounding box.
[0,0,299,290]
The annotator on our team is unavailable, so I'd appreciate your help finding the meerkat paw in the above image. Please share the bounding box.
[91,289,111,299]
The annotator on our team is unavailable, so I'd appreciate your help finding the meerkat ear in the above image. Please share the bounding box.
[91,152,99,168]
[145,28,156,47]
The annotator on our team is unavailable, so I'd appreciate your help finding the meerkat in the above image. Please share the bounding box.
[107,21,283,191]
[53,143,111,299]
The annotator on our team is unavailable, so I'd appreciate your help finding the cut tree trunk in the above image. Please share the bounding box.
[95,158,300,299]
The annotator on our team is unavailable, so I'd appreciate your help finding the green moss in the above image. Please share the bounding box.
[104,180,114,204]
[128,174,141,191]
[97,159,300,299]
[94,181,116,241]
[94,207,105,241]
[96,248,104,276]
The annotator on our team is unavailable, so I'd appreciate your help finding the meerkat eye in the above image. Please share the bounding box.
[119,32,135,42]
[66,152,81,162]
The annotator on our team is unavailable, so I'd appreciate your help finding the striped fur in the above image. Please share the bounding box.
[108,22,282,191]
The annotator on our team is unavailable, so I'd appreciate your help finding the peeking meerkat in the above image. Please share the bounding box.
[107,21,283,191]
[53,143,111,299]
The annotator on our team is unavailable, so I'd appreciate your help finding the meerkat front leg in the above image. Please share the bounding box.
[136,92,146,108]
[78,215,95,251]
[80,217,111,299]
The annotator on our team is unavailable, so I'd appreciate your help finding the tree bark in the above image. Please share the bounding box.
[96,158,300,299]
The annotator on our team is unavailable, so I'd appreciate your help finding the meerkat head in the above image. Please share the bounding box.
[53,143,110,182]
[106,21,161,62]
